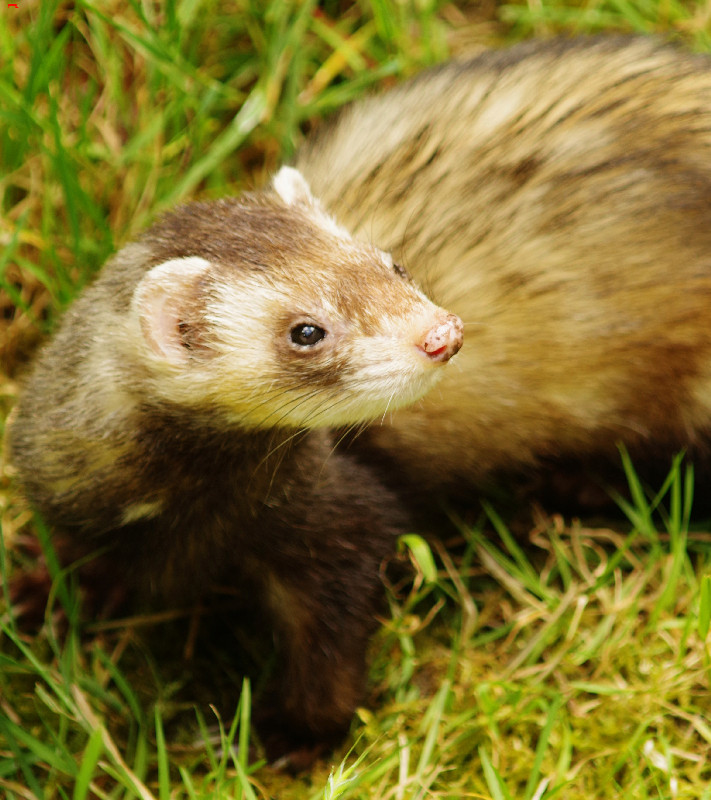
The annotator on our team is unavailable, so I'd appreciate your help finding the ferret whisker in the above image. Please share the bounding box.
[253,386,325,428]
[244,385,302,420]
[298,392,355,428]
[326,421,365,463]
[258,430,310,495]
[17,35,708,763]
[380,390,398,425]
[342,419,373,447]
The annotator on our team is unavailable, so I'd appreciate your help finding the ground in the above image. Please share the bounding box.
[1,2,711,798]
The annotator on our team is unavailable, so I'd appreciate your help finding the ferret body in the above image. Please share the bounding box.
[297,36,711,493]
[12,35,711,760]
[9,168,462,759]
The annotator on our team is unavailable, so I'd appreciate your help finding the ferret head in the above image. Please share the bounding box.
[127,167,462,429]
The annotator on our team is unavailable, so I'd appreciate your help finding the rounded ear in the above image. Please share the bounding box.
[272,166,315,207]
[272,166,350,239]
[132,256,211,364]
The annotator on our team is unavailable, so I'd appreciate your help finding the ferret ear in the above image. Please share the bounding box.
[272,166,315,207]
[133,256,211,365]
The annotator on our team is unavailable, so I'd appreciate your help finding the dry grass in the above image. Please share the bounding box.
[2,1,711,798]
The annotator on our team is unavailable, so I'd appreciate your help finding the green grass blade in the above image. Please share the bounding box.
[479,746,514,800]
[154,707,170,800]
[0,716,47,799]
[699,575,711,640]
[400,534,438,584]
[524,697,563,800]
[238,677,251,774]
[73,725,104,800]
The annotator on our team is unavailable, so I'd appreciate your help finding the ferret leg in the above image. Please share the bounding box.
[259,557,387,766]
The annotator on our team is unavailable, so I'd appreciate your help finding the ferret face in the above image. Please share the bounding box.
[128,168,462,429]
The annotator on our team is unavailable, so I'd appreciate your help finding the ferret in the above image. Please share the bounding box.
[297,35,711,495]
[11,33,711,762]
[8,167,462,762]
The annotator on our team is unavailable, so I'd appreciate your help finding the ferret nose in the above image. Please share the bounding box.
[417,313,463,363]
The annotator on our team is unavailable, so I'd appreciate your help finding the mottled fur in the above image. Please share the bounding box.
[297,36,711,491]
[9,169,461,761]
[14,34,711,762]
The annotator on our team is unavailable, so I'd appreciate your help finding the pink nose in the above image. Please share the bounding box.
[418,313,463,363]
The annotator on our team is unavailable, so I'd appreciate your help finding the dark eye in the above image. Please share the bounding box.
[290,323,326,347]
[393,262,408,279]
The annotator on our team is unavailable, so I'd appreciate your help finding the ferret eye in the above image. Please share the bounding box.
[290,324,326,347]
[393,262,408,279]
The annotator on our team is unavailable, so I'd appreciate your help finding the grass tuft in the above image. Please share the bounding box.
[3,1,711,798]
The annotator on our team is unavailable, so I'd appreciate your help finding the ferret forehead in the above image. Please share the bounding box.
[143,194,363,270]
[205,235,422,335]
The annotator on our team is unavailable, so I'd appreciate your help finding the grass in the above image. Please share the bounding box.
[2,0,711,798]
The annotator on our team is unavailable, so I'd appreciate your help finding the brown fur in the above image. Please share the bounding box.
[13,34,711,763]
[297,36,711,493]
[9,170,461,763]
